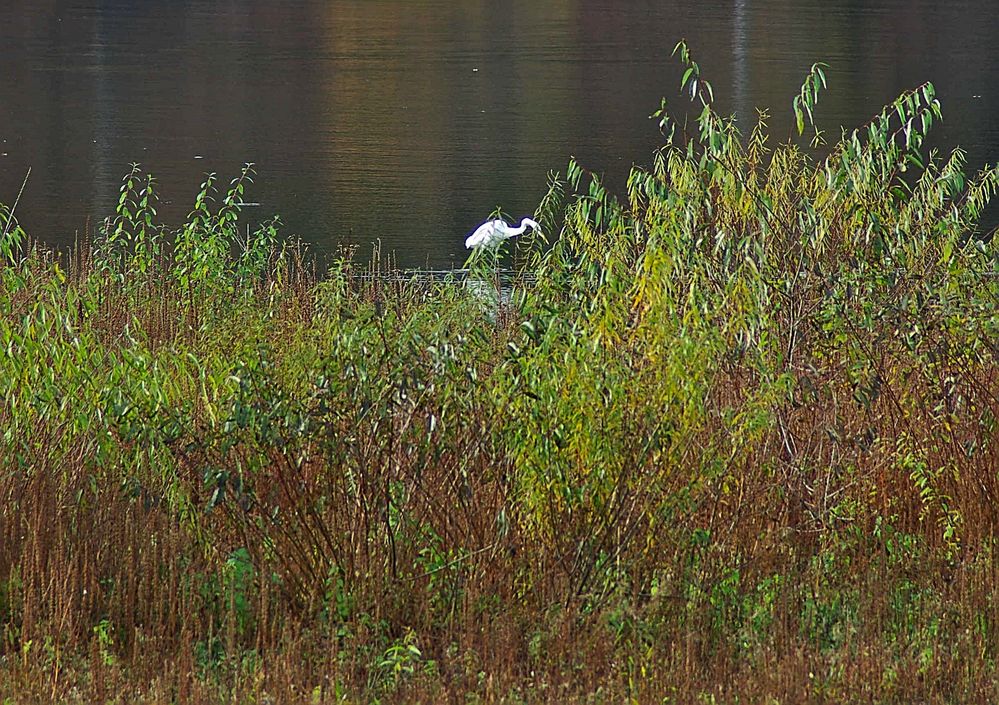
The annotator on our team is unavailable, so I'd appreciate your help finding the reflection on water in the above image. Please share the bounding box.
[0,0,996,267]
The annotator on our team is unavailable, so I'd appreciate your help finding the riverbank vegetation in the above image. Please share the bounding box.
[1,48,998,703]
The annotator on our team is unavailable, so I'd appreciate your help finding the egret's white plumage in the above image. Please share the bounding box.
[465,216,539,249]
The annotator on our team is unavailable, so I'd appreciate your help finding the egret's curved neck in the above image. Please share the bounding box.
[514,217,538,235]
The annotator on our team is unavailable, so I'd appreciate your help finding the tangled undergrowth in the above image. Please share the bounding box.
[1,45,997,703]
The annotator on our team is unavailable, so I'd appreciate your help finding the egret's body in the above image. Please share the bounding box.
[465,216,539,250]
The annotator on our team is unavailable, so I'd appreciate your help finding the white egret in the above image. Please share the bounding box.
[464,216,539,250]
[462,215,538,324]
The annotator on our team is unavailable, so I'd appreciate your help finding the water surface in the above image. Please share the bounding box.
[1,1,996,266]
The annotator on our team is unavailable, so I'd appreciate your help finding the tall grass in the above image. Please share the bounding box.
[1,48,998,703]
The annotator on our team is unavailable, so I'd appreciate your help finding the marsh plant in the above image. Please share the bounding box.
[1,43,997,703]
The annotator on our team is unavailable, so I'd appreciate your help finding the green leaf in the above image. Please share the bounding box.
[793,98,804,136]
[681,67,695,89]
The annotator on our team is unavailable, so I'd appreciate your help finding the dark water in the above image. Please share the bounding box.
[1,1,997,267]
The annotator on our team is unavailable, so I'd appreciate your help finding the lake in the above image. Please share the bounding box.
[1,0,996,267]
